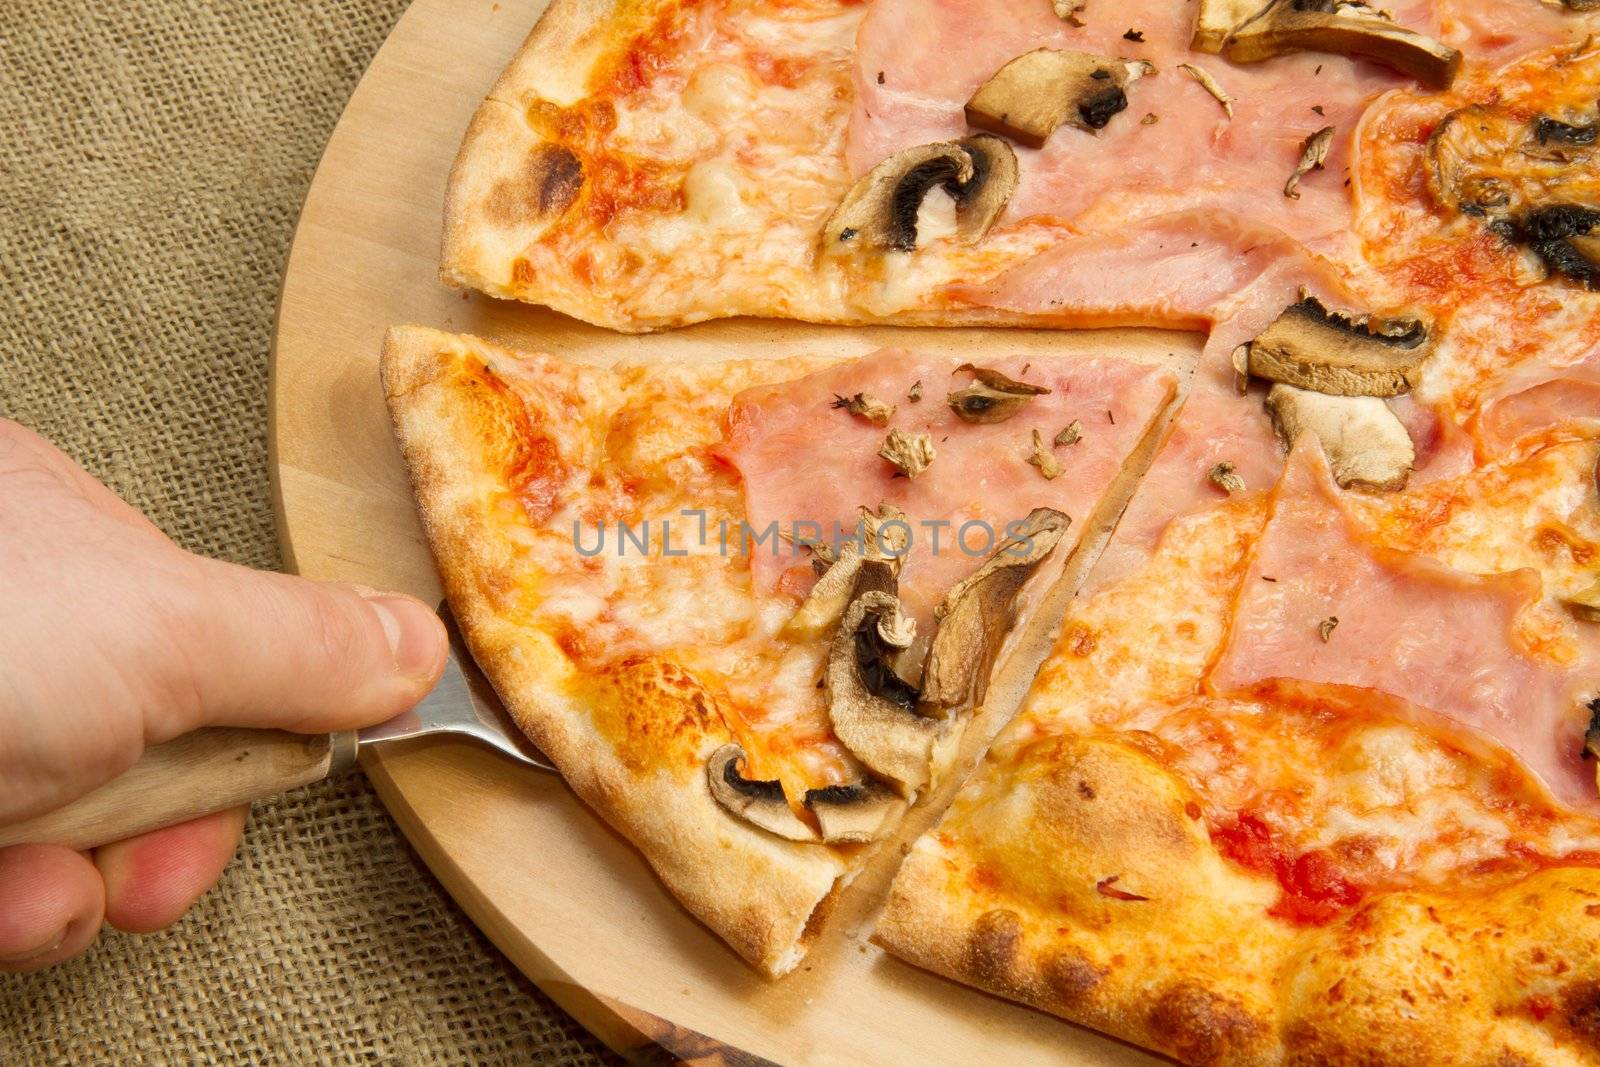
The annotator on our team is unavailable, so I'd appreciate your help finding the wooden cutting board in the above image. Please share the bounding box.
[270,0,1192,1061]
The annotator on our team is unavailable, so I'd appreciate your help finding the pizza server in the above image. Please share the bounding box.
[0,607,552,851]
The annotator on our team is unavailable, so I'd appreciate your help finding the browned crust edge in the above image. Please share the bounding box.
[440,0,623,315]
[876,733,1600,1067]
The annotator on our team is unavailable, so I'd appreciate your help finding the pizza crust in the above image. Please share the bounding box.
[877,734,1600,1066]
[382,324,850,976]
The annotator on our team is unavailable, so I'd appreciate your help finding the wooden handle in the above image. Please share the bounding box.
[0,728,355,851]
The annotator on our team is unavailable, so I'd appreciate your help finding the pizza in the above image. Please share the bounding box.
[381,324,1180,975]
[388,0,1600,1060]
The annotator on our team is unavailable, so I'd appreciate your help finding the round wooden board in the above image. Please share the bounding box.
[271,1,1188,1062]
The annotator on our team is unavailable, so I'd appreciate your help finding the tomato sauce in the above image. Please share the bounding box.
[1212,812,1364,925]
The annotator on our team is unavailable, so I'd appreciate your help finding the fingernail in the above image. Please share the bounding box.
[0,926,66,965]
[362,594,445,683]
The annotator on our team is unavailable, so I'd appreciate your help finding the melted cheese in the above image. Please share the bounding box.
[1000,432,1600,901]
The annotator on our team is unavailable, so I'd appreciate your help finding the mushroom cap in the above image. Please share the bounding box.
[782,504,908,640]
[706,743,819,842]
[803,780,907,844]
[826,590,939,795]
[1192,0,1271,52]
[820,137,1018,254]
[1223,5,1461,90]
[946,362,1052,424]
[1264,383,1415,492]
[705,744,907,845]
[1424,85,1600,289]
[964,48,1154,149]
[1234,294,1430,398]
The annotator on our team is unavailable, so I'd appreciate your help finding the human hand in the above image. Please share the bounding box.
[0,419,446,970]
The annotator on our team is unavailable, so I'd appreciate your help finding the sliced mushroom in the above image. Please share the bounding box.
[706,743,819,841]
[820,137,1018,254]
[947,363,1052,423]
[1231,294,1430,397]
[826,590,939,794]
[920,508,1071,715]
[1519,203,1600,289]
[1284,125,1335,200]
[964,49,1155,149]
[1425,95,1600,288]
[1534,116,1598,149]
[802,780,907,844]
[1264,383,1414,491]
[783,504,908,639]
[1427,106,1599,222]
[1212,1,1461,90]
[1193,0,1272,52]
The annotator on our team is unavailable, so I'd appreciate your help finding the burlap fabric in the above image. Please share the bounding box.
[0,3,616,1062]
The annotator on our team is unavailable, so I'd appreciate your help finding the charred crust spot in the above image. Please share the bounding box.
[1148,982,1266,1066]
[963,909,1024,989]
[1041,948,1106,1005]
[488,143,584,226]
[1560,979,1600,1049]
[531,144,584,216]
[1077,779,1097,800]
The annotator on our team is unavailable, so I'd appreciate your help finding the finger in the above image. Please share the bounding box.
[0,844,105,972]
[96,806,249,934]
[159,563,447,739]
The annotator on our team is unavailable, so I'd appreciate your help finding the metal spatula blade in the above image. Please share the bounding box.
[357,604,554,771]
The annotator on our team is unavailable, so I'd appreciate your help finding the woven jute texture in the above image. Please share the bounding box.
[0,2,615,1063]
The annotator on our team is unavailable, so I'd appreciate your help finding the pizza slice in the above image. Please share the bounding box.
[876,434,1600,1063]
[380,324,1179,974]
[439,0,1588,334]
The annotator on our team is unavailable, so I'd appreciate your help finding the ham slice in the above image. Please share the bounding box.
[850,0,1433,259]
[1084,375,1284,596]
[723,348,1176,627]
[1210,442,1598,811]
[950,211,1347,332]
[1476,342,1600,456]
[1439,0,1595,66]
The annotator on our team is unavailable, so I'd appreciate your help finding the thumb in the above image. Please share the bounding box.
[161,560,448,738]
